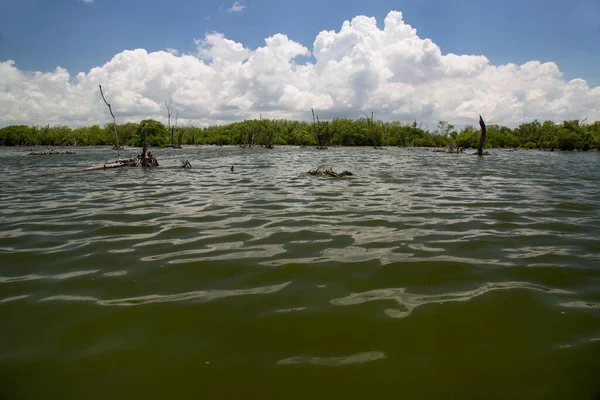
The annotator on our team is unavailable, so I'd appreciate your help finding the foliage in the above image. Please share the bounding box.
[1,116,599,151]
[136,119,168,147]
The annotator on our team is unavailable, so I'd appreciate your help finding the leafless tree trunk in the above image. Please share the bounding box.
[178,129,184,146]
[312,108,319,145]
[173,110,179,146]
[477,115,487,156]
[165,99,172,145]
[312,108,328,149]
[142,131,148,157]
[99,85,120,159]
[265,128,275,149]
[255,114,262,146]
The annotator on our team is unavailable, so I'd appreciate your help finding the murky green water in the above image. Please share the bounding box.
[1,146,599,399]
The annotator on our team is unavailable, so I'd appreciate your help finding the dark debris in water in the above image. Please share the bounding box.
[308,168,353,177]
[29,150,76,155]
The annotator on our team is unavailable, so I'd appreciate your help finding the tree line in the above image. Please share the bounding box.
[1,117,599,151]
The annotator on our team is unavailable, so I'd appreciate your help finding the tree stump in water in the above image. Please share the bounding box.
[125,154,159,167]
[475,115,490,155]
[308,168,353,177]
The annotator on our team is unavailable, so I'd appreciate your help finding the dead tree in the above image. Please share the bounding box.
[256,114,263,147]
[173,110,180,147]
[247,128,254,147]
[476,115,488,155]
[312,108,329,149]
[99,85,120,159]
[177,127,184,147]
[39,124,50,147]
[366,111,383,149]
[142,124,148,157]
[165,99,173,146]
[380,121,387,148]
[458,126,478,150]
[366,112,374,147]
[171,111,182,148]
[265,128,275,149]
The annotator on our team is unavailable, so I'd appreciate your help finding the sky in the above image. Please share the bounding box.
[1,0,599,129]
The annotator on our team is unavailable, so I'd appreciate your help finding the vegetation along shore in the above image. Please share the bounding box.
[1,117,599,151]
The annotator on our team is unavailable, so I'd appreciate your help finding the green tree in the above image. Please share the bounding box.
[136,119,168,147]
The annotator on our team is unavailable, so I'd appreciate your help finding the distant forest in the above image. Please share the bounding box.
[1,117,599,151]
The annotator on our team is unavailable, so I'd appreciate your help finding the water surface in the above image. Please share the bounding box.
[1,146,599,399]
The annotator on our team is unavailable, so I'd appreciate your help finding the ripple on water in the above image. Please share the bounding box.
[39,281,291,307]
[331,281,574,319]
[277,351,387,366]
[1,146,599,396]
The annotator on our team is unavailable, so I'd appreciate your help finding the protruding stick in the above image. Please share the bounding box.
[99,85,120,159]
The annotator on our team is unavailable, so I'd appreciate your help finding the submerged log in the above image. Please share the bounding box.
[308,168,353,177]
[41,154,158,176]
[29,150,76,155]
[433,147,464,154]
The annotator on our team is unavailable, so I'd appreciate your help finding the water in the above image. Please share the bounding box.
[1,146,599,399]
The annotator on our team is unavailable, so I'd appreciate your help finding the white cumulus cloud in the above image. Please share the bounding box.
[1,10,599,128]
[228,1,245,13]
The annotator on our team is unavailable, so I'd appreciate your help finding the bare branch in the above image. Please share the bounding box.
[99,85,120,159]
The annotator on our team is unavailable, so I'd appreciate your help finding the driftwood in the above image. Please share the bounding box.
[29,150,76,155]
[126,153,159,167]
[308,168,353,177]
[41,154,158,176]
[180,160,192,168]
[433,146,464,154]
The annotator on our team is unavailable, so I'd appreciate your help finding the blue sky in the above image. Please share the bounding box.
[1,0,599,85]
[1,0,599,127]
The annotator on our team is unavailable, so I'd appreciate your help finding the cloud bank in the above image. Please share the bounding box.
[1,10,599,128]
